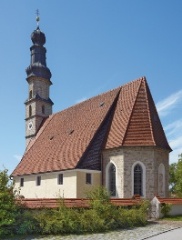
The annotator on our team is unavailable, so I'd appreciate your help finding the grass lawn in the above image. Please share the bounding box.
[162,216,182,221]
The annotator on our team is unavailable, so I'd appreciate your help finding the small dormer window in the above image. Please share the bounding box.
[29,90,33,99]
[68,129,74,135]
[99,102,105,107]
[49,136,54,140]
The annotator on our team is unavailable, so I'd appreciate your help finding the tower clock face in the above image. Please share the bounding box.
[28,121,33,130]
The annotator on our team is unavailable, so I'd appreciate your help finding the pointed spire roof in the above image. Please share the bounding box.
[26,13,52,80]
[105,77,171,149]
[12,77,171,176]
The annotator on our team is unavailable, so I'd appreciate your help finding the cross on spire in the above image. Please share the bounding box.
[36,9,40,28]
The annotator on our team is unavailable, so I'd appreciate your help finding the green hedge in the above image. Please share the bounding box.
[11,197,149,236]
[0,171,149,238]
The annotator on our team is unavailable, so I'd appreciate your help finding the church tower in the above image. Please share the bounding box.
[25,15,53,146]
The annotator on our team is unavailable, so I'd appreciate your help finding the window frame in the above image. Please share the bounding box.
[134,164,143,196]
[158,163,165,197]
[106,161,117,198]
[20,177,24,187]
[29,105,32,117]
[109,163,116,197]
[36,176,41,186]
[42,105,45,114]
[131,161,146,198]
[58,173,63,185]
[29,90,33,99]
[86,173,92,184]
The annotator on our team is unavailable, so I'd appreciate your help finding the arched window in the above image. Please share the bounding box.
[42,105,45,114]
[158,163,165,197]
[134,164,143,196]
[37,87,42,97]
[109,163,116,196]
[29,105,32,117]
[29,90,33,99]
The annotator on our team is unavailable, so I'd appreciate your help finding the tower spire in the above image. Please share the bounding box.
[25,15,53,146]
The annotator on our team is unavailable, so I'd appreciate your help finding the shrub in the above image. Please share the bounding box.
[0,169,18,237]
[15,209,40,235]
[0,184,149,237]
[161,203,172,217]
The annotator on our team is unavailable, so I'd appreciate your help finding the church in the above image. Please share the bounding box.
[12,19,172,200]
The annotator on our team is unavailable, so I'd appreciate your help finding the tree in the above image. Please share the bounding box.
[169,154,182,197]
[0,169,18,237]
[169,162,177,194]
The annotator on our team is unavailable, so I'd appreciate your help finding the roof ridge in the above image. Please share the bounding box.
[144,80,172,151]
[52,86,121,117]
[50,77,146,117]
[122,79,143,145]
[144,80,155,145]
[122,76,146,87]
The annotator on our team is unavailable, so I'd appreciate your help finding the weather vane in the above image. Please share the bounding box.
[36,9,40,27]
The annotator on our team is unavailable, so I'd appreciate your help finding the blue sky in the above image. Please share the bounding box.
[0,0,182,174]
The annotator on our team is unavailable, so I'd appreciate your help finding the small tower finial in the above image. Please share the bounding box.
[36,9,40,28]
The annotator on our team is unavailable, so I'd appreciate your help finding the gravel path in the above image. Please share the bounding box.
[146,227,182,240]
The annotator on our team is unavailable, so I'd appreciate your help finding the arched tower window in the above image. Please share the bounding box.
[29,90,33,99]
[109,163,116,196]
[29,105,32,117]
[37,87,42,97]
[158,163,165,197]
[134,164,143,196]
[42,105,45,114]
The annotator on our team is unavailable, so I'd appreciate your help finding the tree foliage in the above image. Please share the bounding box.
[0,169,18,237]
[169,154,182,197]
[0,180,149,238]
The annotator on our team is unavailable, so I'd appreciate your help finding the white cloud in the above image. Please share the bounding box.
[13,155,22,162]
[166,124,182,163]
[156,90,182,117]
[164,119,182,137]
[157,90,182,163]
[169,143,182,163]
[169,135,182,150]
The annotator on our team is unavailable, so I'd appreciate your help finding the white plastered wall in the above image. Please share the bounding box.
[13,169,101,198]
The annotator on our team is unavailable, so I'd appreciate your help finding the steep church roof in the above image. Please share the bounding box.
[12,77,171,176]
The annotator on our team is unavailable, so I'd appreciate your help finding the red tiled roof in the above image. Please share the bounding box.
[156,197,182,205]
[12,77,171,176]
[105,77,170,148]
[16,197,142,209]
